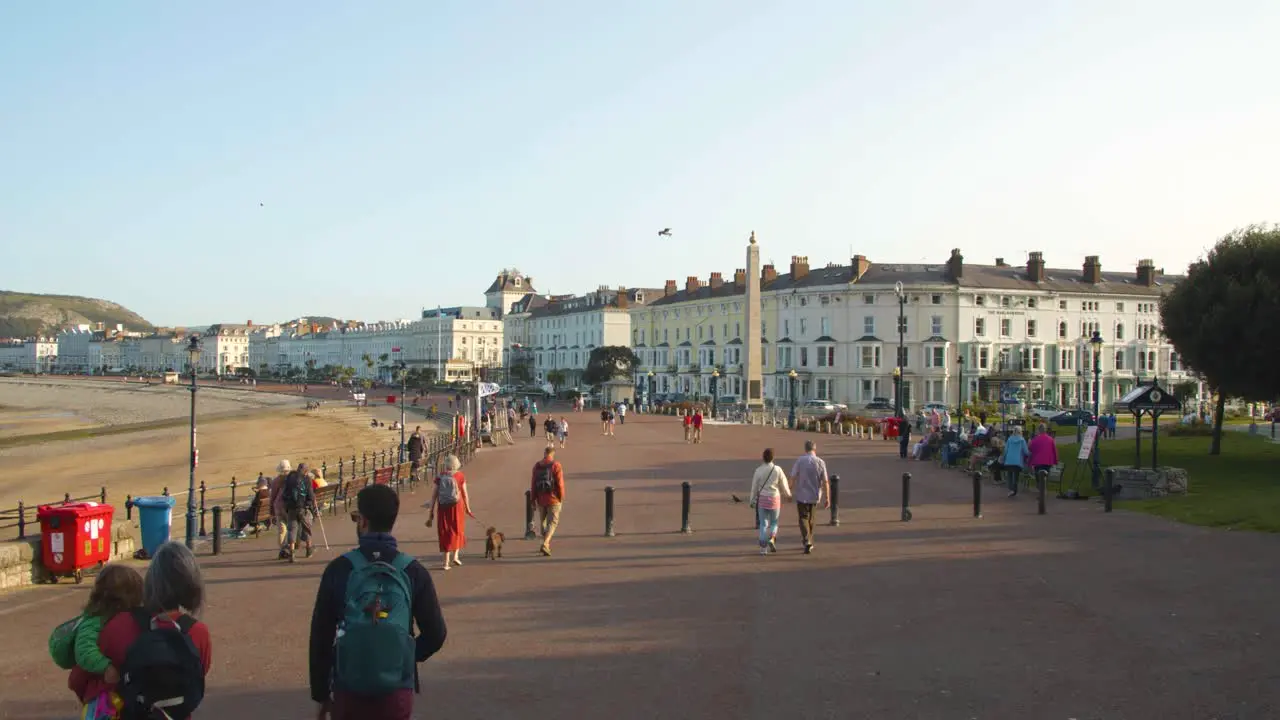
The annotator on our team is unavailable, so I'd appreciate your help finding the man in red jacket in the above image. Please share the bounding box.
[531,445,565,556]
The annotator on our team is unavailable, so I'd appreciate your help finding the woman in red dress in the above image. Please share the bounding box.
[429,453,476,570]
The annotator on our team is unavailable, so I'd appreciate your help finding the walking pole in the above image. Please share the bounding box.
[315,509,330,551]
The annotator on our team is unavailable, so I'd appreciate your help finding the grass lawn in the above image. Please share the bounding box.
[1057,432,1280,532]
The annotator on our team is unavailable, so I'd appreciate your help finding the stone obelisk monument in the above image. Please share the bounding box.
[744,231,765,410]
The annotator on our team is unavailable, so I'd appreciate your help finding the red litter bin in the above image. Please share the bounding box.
[37,502,115,584]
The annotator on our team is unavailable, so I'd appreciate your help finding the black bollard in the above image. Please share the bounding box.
[605,486,616,537]
[211,506,223,556]
[229,477,238,511]
[680,481,692,534]
[524,490,536,540]
[900,472,912,522]
[198,481,207,537]
[125,494,134,521]
[1036,468,1047,515]
[972,472,982,518]
[1104,468,1115,513]
[829,474,840,527]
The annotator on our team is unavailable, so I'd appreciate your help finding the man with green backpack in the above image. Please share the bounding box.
[309,484,448,720]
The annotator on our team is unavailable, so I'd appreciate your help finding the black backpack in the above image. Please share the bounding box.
[283,471,308,511]
[119,610,205,720]
[534,462,556,496]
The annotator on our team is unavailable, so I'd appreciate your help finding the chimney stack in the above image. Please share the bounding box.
[709,272,723,289]
[664,280,677,297]
[790,255,810,281]
[852,254,871,281]
[685,276,700,295]
[761,264,778,287]
[733,268,746,287]
[1026,251,1046,283]
[1136,258,1155,287]
[615,287,629,308]
[1083,256,1102,284]
[995,257,1008,267]
[946,248,964,280]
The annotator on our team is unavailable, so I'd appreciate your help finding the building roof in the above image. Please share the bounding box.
[421,306,499,320]
[955,264,1182,296]
[485,269,537,294]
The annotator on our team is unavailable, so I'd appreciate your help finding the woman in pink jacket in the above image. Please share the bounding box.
[1027,423,1059,477]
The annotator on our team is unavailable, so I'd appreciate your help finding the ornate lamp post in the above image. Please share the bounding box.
[397,360,408,463]
[892,366,902,418]
[185,335,201,550]
[787,368,799,429]
[956,353,965,412]
[1076,339,1088,445]
[711,368,720,418]
[894,281,906,417]
[1090,330,1104,487]
[647,370,655,411]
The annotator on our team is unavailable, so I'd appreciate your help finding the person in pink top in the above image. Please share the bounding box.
[1027,423,1059,477]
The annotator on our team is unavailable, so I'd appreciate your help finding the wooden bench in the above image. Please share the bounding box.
[313,484,340,515]
[249,501,274,536]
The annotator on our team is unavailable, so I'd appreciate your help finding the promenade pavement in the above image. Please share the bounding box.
[2,412,1279,719]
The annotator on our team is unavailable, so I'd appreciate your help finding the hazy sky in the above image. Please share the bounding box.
[2,1,1276,326]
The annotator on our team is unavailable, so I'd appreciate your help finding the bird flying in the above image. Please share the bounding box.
[658,228,672,237]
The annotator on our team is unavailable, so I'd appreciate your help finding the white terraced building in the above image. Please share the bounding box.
[626,246,1197,412]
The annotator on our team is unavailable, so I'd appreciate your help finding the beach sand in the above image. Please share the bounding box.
[0,379,449,524]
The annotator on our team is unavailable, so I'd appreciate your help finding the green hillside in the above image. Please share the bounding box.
[0,290,155,338]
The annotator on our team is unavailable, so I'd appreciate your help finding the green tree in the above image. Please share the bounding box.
[583,346,639,386]
[510,360,533,384]
[1160,224,1280,454]
[1172,380,1199,405]
[546,369,567,392]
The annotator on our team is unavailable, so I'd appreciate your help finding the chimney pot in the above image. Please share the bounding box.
[664,280,677,297]
[761,264,778,288]
[852,254,871,281]
[685,276,700,294]
[733,268,746,286]
[1083,256,1102,284]
[1026,251,1046,282]
[1136,258,1156,286]
[946,249,964,280]
[995,257,1006,267]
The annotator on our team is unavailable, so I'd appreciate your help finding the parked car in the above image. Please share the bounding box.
[863,400,894,411]
[1050,409,1096,427]
[799,400,837,416]
[1030,402,1063,419]
[920,402,949,414]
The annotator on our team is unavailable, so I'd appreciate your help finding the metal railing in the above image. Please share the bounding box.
[1,431,472,541]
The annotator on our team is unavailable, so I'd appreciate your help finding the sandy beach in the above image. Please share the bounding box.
[0,378,450,524]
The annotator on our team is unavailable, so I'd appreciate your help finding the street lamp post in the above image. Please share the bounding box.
[1090,330,1104,488]
[185,336,201,550]
[892,367,902,418]
[787,369,799,429]
[647,370,655,412]
[894,281,906,417]
[956,354,965,413]
[398,361,407,463]
[1076,339,1087,446]
[711,369,720,419]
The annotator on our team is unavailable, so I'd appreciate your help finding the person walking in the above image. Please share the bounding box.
[898,415,912,459]
[600,406,613,435]
[282,463,319,562]
[789,440,830,554]
[556,416,569,447]
[529,413,538,438]
[617,401,627,425]
[749,448,792,555]
[428,454,476,570]
[1001,426,1031,498]
[1027,422,1059,484]
[544,415,558,443]
[407,426,426,479]
[268,459,293,559]
[691,408,704,443]
[530,445,565,556]
[683,412,693,443]
[310,484,447,720]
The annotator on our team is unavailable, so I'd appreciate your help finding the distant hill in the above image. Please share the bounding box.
[0,290,155,338]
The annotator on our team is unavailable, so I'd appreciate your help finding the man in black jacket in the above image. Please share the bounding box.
[406,426,426,478]
[309,484,447,720]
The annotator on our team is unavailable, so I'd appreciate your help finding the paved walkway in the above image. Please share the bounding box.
[2,413,1278,719]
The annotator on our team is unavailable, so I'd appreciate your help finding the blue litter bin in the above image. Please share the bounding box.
[133,496,176,557]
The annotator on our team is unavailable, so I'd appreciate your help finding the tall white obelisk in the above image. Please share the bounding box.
[744,231,764,410]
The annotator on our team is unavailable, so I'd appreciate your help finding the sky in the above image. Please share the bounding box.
[2,1,1277,327]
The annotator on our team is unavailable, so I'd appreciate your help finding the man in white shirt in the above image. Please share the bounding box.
[789,440,830,554]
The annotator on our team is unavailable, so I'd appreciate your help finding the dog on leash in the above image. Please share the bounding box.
[484,527,505,559]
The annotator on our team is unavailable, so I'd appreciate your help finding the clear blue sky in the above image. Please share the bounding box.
[3,1,1277,326]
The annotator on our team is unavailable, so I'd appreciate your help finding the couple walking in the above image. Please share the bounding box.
[748,440,830,555]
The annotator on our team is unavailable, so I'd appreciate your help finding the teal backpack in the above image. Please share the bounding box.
[333,550,416,695]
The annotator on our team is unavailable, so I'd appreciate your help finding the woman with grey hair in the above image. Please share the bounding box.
[91,541,213,719]
[427,453,476,570]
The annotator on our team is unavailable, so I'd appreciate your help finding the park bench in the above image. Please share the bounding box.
[249,501,274,536]
[313,484,340,515]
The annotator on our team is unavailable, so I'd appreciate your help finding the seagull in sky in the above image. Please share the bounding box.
[658,228,672,237]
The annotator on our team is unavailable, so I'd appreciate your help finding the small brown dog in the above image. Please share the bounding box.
[484,527,504,560]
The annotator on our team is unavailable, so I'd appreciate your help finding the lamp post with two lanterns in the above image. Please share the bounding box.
[185,335,201,550]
